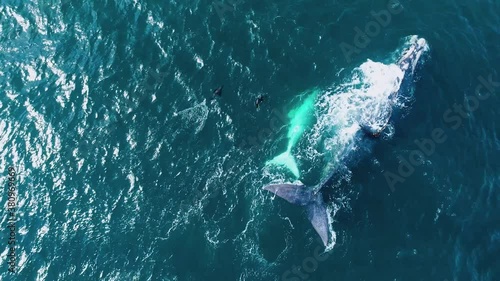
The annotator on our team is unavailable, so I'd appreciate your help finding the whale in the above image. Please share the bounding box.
[263,36,430,246]
[265,90,319,179]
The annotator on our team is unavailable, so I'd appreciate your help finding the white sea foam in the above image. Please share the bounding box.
[173,101,209,134]
[194,54,204,69]
[36,262,50,281]
[308,57,405,165]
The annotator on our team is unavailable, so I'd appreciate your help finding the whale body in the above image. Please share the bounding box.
[263,36,430,246]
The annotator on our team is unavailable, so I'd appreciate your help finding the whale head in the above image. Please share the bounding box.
[360,36,429,137]
[398,36,429,74]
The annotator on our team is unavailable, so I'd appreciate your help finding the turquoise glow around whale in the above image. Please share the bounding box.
[266,89,319,178]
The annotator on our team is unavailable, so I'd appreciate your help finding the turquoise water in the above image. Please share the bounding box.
[0,0,499,280]
[266,90,318,178]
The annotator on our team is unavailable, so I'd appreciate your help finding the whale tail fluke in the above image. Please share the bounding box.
[266,151,300,179]
[263,183,329,246]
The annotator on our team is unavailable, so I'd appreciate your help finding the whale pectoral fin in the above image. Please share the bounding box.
[306,194,329,246]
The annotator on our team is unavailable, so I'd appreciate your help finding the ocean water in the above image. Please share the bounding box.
[0,0,499,280]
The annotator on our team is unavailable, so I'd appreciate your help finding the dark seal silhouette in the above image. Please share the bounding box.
[213,85,223,96]
[255,95,265,108]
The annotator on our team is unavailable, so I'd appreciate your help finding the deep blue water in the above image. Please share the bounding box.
[0,0,499,280]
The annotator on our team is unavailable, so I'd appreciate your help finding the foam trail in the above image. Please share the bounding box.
[266,90,319,178]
